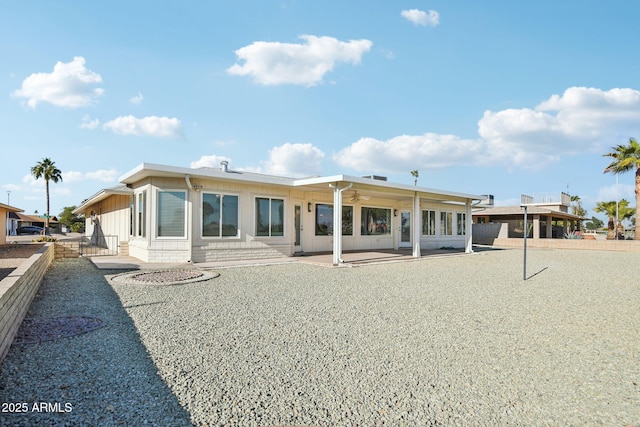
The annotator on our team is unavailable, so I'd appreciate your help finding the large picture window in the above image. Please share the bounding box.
[315,204,353,236]
[202,193,239,238]
[361,207,391,235]
[256,197,284,237]
[422,210,436,236]
[457,212,466,236]
[440,211,453,236]
[157,191,186,237]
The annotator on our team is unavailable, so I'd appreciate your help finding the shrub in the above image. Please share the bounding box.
[563,230,583,239]
[32,236,57,242]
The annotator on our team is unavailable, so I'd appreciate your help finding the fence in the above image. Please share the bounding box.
[75,235,119,256]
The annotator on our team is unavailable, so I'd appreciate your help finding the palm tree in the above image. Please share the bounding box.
[410,170,419,186]
[569,195,587,228]
[603,138,640,239]
[594,199,635,240]
[31,158,63,233]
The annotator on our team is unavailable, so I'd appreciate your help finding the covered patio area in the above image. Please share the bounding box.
[88,247,479,270]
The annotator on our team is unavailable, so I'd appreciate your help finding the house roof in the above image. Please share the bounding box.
[473,205,588,221]
[119,162,484,203]
[10,212,58,223]
[73,185,133,214]
[0,202,23,213]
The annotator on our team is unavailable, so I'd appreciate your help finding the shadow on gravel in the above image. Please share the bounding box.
[0,258,193,426]
[526,266,549,280]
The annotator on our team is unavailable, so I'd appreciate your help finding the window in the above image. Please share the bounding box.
[440,211,453,236]
[422,210,436,236]
[315,204,353,236]
[135,191,146,237]
[129,196,134,236]
[361,207,391,235]
[157,191,186,237]
[256,197,284,237]
[202,193,238,238]
[457,212,466,235]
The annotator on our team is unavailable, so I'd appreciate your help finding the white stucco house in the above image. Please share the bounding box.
[74,162,484,265]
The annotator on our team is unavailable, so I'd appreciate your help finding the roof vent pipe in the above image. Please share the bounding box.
[220,161,228,172]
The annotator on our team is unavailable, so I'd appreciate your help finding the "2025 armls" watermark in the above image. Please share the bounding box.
[2,402,73,413]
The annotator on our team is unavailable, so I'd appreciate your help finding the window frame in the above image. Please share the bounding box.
[457,212,466,236]
[201,192,240,239]
[440,211,453,236]
[134,190,146,238]
[156,190,187,239]
[421,209,436,236]
[360,206,392,236]
[255,196,285,238]
[314,203,354,236]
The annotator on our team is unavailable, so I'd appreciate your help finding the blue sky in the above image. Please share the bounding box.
[2,1,639,222]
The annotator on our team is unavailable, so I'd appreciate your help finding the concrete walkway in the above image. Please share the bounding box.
[89,248,474,270]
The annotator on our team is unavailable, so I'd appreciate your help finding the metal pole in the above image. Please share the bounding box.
[523,206,528,280]
[616,174,619,240]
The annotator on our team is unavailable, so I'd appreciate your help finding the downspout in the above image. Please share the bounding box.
[329,182,353,265]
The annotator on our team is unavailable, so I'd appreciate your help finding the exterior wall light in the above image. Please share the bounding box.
[308,202,313,213]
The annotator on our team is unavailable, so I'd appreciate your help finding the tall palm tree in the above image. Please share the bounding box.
[410,170,419,186]
[31,158,63,233]
[594,199,635,240]
[603,138,640,239]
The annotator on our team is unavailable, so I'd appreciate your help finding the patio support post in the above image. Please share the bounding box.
[533,215,540,239]
[330,182,352,265]
[465,201,473,253]
[412,193,421,258]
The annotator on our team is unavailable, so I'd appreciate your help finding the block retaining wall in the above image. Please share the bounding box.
[0,243,55,365]
[490,238,640,252]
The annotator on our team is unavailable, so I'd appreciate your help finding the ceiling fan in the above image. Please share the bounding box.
[347,190,371,202]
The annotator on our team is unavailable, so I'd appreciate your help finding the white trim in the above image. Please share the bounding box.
[155,189,188,239]
[253,195,287,239]
[199,191,241,239]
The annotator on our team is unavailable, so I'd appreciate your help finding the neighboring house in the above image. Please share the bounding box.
[74,162,484,264]
[1,203,24,245]
[473,192,587,243]
[10,212,58,231]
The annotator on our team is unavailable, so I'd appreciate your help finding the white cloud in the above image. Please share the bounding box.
[130,91,144,104]
[22,174,40,186]
[103,115,183,139]
[401,9,440,27]
[85,169,119,182]
[478,87,640,168]
[335,87,640,174]
[63,171,85,183]
[13,56,104,108]
[243,143,325,177]
[595,183,635,203]
[190,155,232,169]
[63,169,119,183]
[334,133,482,173]
[80,114,100,130]
[227,35,373,86]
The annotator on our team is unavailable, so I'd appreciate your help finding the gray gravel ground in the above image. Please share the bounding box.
[1,248,639,426]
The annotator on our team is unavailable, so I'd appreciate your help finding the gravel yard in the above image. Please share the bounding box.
[0,248,639,426]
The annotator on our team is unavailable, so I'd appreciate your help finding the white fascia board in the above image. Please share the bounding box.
[73,187,133,214]
[294,174,483,201]
[119,163,483,201]
[119,162,296,187]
